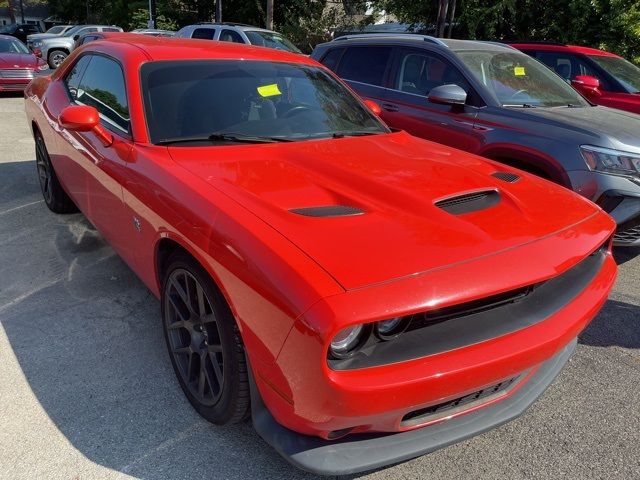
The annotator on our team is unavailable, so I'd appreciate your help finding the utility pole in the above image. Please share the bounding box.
[149,0,157,28]
[266,0,273,30]
[18,0,25,23]
[215,0,222,22]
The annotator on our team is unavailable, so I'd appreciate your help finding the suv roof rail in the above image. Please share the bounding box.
[195,21,253,27]
[332,33,448,47]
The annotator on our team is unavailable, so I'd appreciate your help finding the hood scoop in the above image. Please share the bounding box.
[289,205,365,218]
[435,190,500,215]
[491,171,521,183]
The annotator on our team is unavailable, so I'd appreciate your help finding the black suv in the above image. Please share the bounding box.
[0,23,42,43]
[311,35,640,246]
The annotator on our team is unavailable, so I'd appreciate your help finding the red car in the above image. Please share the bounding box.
[512,42,640,114]
[24,35,616,474]
[0,34,47,92]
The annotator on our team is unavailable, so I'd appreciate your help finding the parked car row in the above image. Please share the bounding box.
[0,34,48,92]
[311,35,640,246]
[23,34,625,475]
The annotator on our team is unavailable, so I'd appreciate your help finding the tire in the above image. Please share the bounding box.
[48,49,68,69]
[35,131,78,214]
[161,251,250,424]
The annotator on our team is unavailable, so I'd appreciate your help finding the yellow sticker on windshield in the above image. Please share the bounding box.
[514,66,526,76]
[257,84,282,97]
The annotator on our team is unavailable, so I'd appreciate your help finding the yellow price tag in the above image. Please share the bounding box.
[514,66,526,76]
[257,84,282,97]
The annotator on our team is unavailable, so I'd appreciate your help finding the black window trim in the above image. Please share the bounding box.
[62,51,132,139]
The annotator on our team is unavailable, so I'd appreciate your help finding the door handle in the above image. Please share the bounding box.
[381,103,399,112]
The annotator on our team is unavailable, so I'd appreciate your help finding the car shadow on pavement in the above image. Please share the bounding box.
[579,299,640,350]
[0,160,329,480]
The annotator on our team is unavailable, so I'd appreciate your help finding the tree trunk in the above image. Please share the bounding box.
[7,0,16,23]
[436,0,449,38]
[266,0,273,30]
[446,0,457,38]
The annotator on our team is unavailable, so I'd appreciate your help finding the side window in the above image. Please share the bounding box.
[319,48,344,72]
[191,28,216,40]
[81,35,98,45]
[102,27,121,32]
[220,29,244,43]
[336,46,392,87]
[395,49,473,97]
[76,55,130,134]
[78,28,98,36]
[64,55,92,101]
[534,51,576,80]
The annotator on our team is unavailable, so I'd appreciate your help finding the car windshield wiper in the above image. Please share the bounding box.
[331,131,382,138]
[156,133,293,145]
[503,103,536,108]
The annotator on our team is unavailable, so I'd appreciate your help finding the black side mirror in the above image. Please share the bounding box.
[428,84,468,106]
[73,34,79,41]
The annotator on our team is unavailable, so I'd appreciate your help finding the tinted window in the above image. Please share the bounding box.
[219,29,244,43]
[244,30,301,53]
[81,35,98,45]
[76,55,130,133]
[529,50,613,90]
[140,60,388,144]
[64,55,92,100]
[102,27,121,32]
[191,28,216,40]
[588,55,640,93]
[336,47,392,86]
[77,27,98,36]
[396,50,470,96]
[319,48,344,72]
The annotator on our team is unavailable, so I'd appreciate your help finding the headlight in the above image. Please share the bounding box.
[329,325,366,358]
[31,41,43,48]
[375,316,410,340]
[581,145,640,176]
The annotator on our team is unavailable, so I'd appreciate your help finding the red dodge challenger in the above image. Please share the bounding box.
[24,35,617,475]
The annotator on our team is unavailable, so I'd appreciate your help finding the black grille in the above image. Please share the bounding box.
[401,375,521,427]
[435,190,500,214]
[491,171,521,183]
[289,205,364,217]
[614,215,640,244]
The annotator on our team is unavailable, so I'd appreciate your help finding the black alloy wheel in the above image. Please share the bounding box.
[162,252,250,424]
[35,131,77,213]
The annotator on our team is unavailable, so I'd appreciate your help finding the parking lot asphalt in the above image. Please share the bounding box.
[0,93,639,480]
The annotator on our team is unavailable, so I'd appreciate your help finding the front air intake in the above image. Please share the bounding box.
[435,190,500,215]
[289,205,364,217]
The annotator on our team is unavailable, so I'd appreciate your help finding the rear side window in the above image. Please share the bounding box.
[319,48,344,72]
[75,55,130,134]
[336,46,392,87]
[191,28,216,40]
[103,27,121,32]
[220,29,244,43]
[78,27,98,36]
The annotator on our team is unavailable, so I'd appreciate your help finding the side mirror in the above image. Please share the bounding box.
[428,84,467,106]
[59,105,113,146]
[73,34,79,41]
[363,99,382,116]
[571,75,601,95]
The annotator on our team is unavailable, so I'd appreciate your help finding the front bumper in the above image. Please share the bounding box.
[251,339,577,476]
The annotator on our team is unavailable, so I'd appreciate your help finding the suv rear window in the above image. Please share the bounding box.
[191,28,216,40]
[336,46,391,87]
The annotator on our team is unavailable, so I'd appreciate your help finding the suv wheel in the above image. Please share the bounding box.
[161,252,250,425]
[48,49,68,69]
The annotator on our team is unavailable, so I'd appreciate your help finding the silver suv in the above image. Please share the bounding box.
[28,25,123,69]
[175,22,301,53]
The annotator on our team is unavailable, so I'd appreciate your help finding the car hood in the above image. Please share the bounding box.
[169,131,600,290]
[0,53,36,68]
[515,105,640,152]
[27,33,56,41]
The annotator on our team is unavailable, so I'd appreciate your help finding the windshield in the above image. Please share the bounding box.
[46,26,65,34]
[0,37,30,54]
[0,25,17,34]
[457,50,589,107]
[141,60,388,145]
[244,31,301,54]
[64,25,85,36]
[588,55,640,93]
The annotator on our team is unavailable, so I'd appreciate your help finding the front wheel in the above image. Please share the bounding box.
[35,131,78,213]
[161,252,250,424]
[48,49,68,69]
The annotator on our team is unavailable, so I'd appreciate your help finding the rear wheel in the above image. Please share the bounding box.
[48,49,68,69]
[161,252,250,424]
[35,131,77,213]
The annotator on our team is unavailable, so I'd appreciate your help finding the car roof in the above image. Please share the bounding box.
[184,23,280,34]
[509,42,621,58]
[90,34,316,65]
[329,34,516,53]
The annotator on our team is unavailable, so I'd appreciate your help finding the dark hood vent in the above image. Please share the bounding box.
[492,171,521,183]
[435,190,500,215]
[289,205,364,217]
